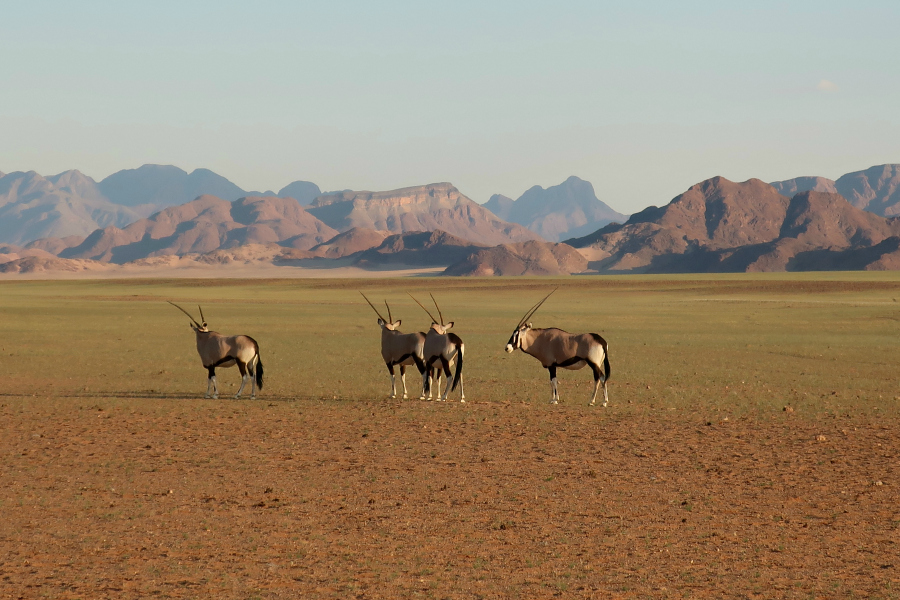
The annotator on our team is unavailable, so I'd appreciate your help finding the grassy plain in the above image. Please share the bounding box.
[2,274,899,598]
[2,274,899,412]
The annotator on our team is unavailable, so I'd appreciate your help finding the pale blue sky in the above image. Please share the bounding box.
[2,0,898,212]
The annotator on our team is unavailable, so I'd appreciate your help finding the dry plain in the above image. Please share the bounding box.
[1,275,899,599]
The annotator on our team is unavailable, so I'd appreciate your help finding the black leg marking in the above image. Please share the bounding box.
[548,365,557,380]
[207,366,216,379]
[557,356,585,368]
[386,363,395,375]
[587,360,602,382]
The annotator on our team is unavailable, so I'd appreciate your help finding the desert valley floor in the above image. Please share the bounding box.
[1,275,898,598]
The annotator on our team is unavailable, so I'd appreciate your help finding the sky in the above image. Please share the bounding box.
[2,0,899,213]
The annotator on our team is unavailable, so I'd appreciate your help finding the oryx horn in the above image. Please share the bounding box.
[360,291,388,322]
[407,292,439,324]
[198,305,207,326]
[385,300,393,324]
[516,288,558,328]
[430,293,444,326]
[167,301,201,327]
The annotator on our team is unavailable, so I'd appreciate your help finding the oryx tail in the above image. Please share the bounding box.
[450,334,463,393]
[593,334,610,383]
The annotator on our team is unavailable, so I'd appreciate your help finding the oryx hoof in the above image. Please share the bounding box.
[550,399,558,405]
[204,394,211,399]
[211,394,219,400]
[233,394,241,399]
[402,394,408,399]
[459,399,466,403]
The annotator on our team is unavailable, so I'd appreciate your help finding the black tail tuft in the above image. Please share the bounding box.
[450,343,464,392]
[255,357,264,391]
[602,342,610,382]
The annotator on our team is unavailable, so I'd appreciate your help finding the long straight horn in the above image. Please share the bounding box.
[385,300,393,324]
[429,293,444,326]
[198,305,206,326]
[360,292,387,322]
[167,301,200,327]
[407,292,438,324]
[517,288,558,328]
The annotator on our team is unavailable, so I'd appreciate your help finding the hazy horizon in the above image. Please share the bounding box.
[2,1,898,212]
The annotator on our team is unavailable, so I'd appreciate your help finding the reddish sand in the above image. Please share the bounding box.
[2,398,897,598]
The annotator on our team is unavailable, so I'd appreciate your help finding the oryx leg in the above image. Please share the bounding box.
[439,357,453,401]
[387,363,398,398]
[399,364,409,399]
[206,366,218,399]
[587,360,607,407]
[248,356,258,400]
[548,366,559,404]
[423,364,440,400]
[420,364,430,399]
[235,360,250,399]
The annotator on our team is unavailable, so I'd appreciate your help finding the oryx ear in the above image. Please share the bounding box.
[377,318,386,326]
[526,322,532,328]
[393,319,401,327]
[202,322,208,329]
[445,321,454,329]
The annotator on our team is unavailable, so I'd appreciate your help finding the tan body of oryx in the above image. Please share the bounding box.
[505,291,610,406]
[169,302,264,400]
[409,293,465,402]
[361,293,427,399]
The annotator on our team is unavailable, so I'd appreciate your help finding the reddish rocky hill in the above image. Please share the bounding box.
[54,195,337,264]
[309,227,389,259]
[566,178,900,273]
[353,230,486,267]
[307,183,542,246]
[444,240,587,276]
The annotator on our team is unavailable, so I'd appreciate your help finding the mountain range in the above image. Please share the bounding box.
[0,165,322,246]
[3,162,900,275]
[566,176,900,273]
[771,164,900,217]
[4,182,583,275]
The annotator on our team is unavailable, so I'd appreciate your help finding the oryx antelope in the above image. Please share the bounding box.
[168,302,264,400]
[360,292,427,399]
[409,293,465,402]
[505,290,610,406]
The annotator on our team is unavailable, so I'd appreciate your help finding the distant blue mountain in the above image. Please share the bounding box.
[98,164,247,209]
